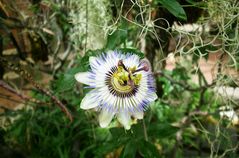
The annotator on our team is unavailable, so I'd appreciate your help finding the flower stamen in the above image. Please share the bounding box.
[133,63,149,73]
[118,60,128,72]
[114,60,143,89]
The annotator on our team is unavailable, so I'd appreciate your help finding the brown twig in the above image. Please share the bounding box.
[0,57,73,122]
[0,80,51,106]
[0,80,29,101]
[0,93,23,104]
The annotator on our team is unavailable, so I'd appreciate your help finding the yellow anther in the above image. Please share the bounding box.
[129,66,136,72]
[132,74,142,85]
[121,72,129,81]
[113,63,142,88]
[117,66,123,72]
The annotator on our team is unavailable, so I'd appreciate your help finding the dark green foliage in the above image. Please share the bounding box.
[105,20,128,50]
[156,0,187,20]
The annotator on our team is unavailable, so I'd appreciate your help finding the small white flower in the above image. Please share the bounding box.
[75,51,157,129]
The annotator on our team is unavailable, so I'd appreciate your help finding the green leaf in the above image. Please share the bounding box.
[106,20,128,50]
[157,0,187,20]
[147,123,179,138]
[55,67,81,92]
[158,77,174,96]
[106,29,127,50]
[120,140,137,158]
[55,73,75,92]
[138,140,161,158]
[109,127,133,142]
[54,49,103,92]
[95,138,127,156]
[94,127,130,155]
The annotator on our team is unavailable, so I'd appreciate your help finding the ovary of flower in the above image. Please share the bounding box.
[75,51,158,129]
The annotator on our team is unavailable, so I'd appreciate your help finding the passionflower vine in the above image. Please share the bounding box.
[75,51,157,129]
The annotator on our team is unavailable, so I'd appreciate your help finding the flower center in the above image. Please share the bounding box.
[111,60,142,93]
[105,59,149,98]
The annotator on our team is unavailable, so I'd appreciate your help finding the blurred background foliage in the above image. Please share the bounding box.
[0,0,239,157]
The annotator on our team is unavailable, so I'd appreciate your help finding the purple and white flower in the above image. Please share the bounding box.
[75,51,157,129]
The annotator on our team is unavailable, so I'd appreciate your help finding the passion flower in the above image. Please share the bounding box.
[75,51,157,129]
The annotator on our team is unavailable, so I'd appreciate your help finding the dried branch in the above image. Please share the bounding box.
[0,57,73,122]
[0,80,51,106]
[0,93,23,104]
[0,80,30,101]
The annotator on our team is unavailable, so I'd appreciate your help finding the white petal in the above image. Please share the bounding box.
[133,111,144,119]
[75,72,95,86]
[99,86,116,106]
[89,56,99,69]
[80,89,99,109]
[124,54,140,68]
[150,93,158,102]
[99,110,115,128]
[117,112,131,130]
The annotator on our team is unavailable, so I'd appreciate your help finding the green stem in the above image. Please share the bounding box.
[143,119,148,141]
